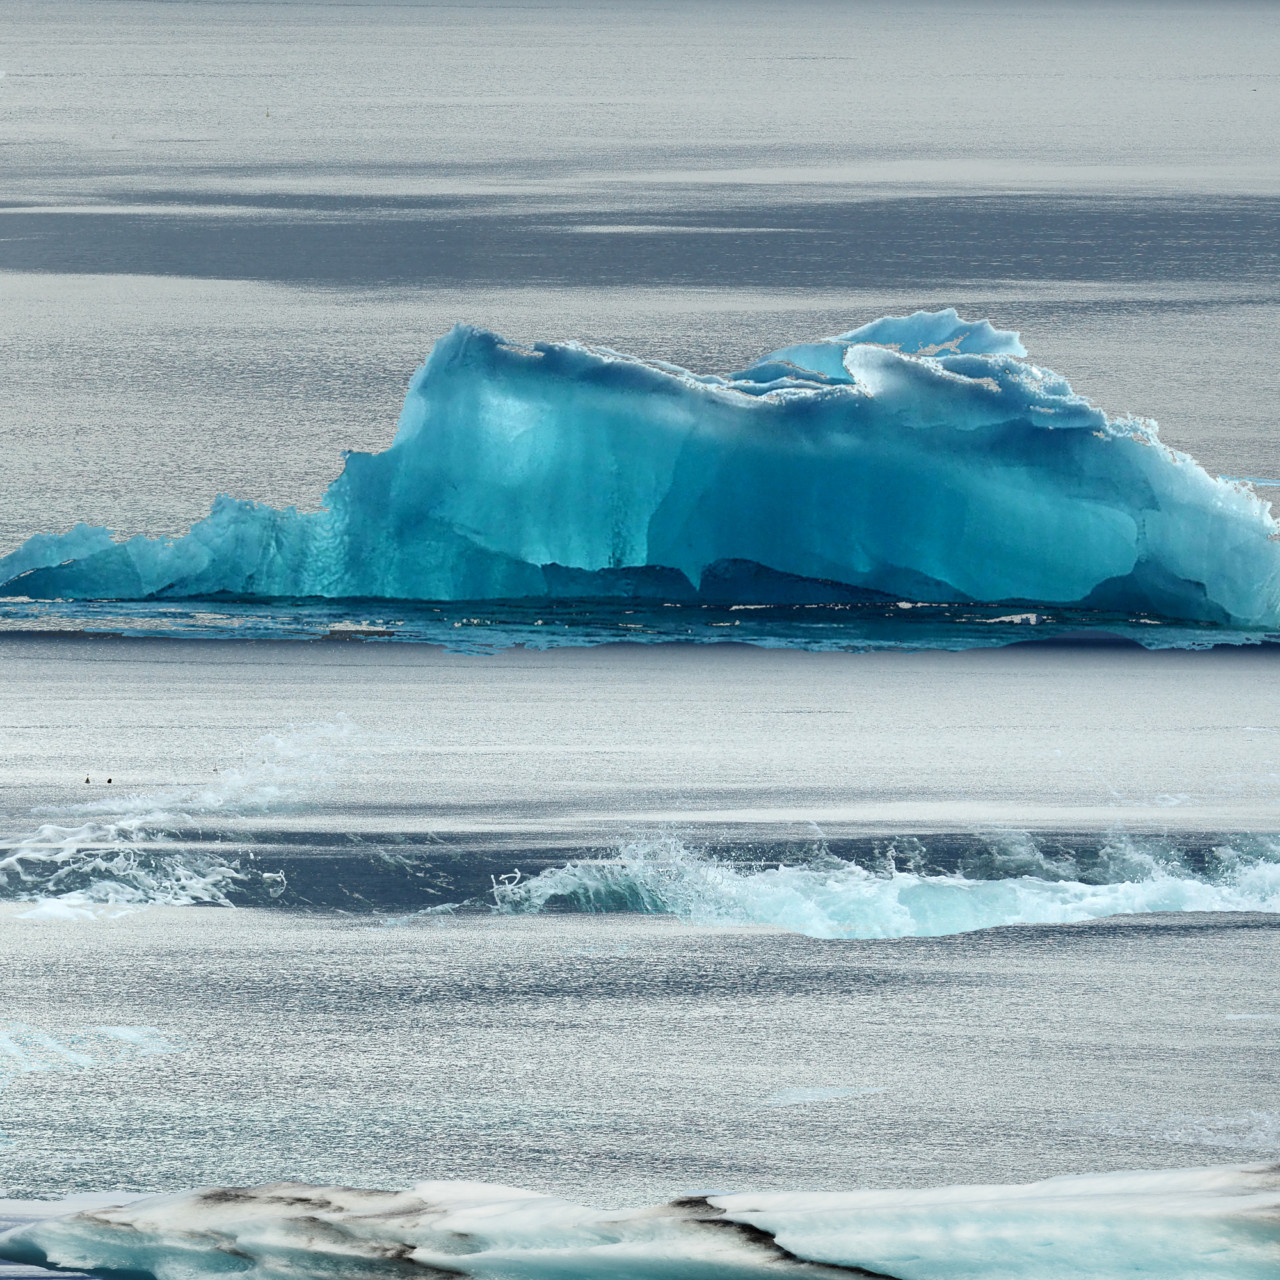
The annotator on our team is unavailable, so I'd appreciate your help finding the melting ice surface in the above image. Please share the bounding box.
[3,310,1280,631]
[2,1165,1279,1280]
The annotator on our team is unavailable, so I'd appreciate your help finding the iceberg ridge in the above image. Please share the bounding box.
[4,309,1278,627]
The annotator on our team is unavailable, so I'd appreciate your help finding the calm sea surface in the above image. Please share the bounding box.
[2,1,1280,551]
[1,906,1277,1204]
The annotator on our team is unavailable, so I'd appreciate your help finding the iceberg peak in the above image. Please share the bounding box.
[837,307,1028,357]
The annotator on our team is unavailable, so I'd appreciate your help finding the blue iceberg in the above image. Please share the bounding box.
[4,309,1278,627]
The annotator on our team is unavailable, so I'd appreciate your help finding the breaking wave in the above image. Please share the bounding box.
[0,719,358,915]
[7,733,1280,934]
[490,835,1280,938]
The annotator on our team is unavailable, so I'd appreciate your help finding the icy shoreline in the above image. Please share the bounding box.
[3,1165,1278,1280]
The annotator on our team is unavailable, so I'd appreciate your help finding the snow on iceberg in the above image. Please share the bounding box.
[2,1164,1278,1280]
[4,309,1278,626]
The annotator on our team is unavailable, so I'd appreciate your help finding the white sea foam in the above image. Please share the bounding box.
[55,716,358,820]
[0,719,358,914]
[491,835,1280,939]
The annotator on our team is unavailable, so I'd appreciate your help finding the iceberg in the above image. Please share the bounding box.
[2,1164,1278,1280]
[4,309,1278,627]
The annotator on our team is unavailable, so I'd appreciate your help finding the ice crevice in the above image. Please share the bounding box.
[2,309,1278,627]
[2,1164,1279,1280]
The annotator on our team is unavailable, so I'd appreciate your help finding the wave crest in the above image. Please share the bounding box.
[490,835,1280,938]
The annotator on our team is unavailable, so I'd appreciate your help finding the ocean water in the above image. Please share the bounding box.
[0,907,1277,1204]
[2,3,1280,1275]
[4,637,1280,856]
[3,1,1280,554]
[0,636,1277,1214]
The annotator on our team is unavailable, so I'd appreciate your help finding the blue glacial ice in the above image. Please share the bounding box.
[3,309,1279,626]
[2,1164,1278,1280]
